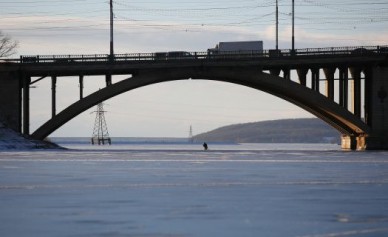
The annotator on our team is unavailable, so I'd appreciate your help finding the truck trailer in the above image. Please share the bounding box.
[208,41,263,54]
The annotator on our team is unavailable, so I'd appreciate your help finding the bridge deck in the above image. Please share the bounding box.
[1,45,386,77]
[2,45,387,63]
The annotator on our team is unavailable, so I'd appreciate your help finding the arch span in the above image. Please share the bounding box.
[31,66,370,140]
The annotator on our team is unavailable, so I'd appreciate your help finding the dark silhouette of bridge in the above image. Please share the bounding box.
[0,45,387,150]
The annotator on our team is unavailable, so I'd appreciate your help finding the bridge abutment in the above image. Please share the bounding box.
[0,70,22,132]
[363,66,388,150]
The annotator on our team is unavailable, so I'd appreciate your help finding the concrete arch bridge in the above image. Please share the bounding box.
[0,45,387,150]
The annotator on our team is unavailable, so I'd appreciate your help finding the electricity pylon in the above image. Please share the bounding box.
[91,102,111,145]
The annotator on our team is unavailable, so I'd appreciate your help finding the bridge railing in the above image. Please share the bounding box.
[8,45,388,64]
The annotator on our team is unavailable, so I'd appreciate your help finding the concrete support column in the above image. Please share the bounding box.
[105,74,112,86]
[364,67,373,126]
[365,66,388,150]
[296,68,308,86]
[341,135,366,150]
[51,76,57,118]
[0,71,22,132]
[283,69,290,80]
[311,68,320,92]
[323,68,335,101]
[269,69,281,77]
[79,75,84,99]
[22,76,30,135]
[339,67,349,109]
[350,67,362,118]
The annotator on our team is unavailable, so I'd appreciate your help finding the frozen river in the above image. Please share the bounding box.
[1,144,388,237]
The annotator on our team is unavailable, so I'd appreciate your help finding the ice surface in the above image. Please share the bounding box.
[1,147,388,237]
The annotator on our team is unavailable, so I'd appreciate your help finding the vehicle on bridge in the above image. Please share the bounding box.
[20,56,39,63]
[154,51,194,60]
[208,41,263,55]
[207,41,264,60]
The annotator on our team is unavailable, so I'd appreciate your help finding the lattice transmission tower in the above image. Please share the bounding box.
[188,125,194,143]
[91,102,111,145]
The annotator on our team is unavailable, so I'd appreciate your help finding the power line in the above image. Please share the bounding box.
[2,0,387,44]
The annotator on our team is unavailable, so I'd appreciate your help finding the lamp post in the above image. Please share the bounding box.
[276,0,279,50]
[110,0,114,61]
[292,0,295,54]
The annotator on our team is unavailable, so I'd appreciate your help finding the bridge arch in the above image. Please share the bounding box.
[31,66,370,140]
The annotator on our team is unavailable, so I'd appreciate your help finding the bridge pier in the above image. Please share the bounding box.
[23,76,30,135]
[0,70,22,133]
[341,135,366,150]
[363,65,388,150]
[342,65,388,150]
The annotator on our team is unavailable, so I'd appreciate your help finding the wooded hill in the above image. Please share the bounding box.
[193,118,340,143]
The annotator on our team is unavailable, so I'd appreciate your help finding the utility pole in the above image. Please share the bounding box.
[276,0,279,50]
[110,0,114,62]
[292,0,295,54]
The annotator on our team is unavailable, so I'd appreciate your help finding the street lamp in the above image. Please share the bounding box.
[292,0,295,53]
[276,0,279,50]
[110,0,114,61]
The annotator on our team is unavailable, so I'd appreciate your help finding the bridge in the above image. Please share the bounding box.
[0,45,387,150]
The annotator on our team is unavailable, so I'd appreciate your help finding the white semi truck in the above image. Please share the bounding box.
[208,41,263,54]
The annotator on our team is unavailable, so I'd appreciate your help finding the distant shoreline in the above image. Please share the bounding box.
[49,137,237,145]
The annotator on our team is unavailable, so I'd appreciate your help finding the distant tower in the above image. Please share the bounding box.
[91,102,111,145]
[188,125,194,143]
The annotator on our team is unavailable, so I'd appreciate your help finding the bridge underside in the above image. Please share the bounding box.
[30,66,371,149]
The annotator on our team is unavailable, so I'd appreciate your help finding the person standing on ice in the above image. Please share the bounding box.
[203,142,208,150]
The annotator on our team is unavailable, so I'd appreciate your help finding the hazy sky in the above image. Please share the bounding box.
[2,0,388,137]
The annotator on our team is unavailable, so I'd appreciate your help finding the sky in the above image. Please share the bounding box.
[1,0,388,138]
